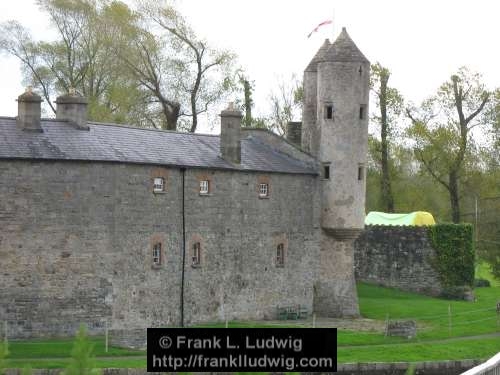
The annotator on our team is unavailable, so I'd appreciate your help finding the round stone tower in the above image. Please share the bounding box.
[304,27,370,317]
[316,27,369,237]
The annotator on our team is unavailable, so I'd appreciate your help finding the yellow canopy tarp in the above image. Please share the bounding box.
[365,211,436,226]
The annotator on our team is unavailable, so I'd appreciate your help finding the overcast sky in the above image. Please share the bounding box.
[1,0,499,134]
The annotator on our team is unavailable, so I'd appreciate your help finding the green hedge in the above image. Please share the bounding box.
[428,224,474,288]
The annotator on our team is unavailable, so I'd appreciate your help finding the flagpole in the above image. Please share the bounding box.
[332,7,335,39]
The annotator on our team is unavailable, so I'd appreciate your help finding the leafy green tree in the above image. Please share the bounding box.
[407,67,491,223]
[0,0,144,124]
[1,0,239,132]
[370,62,404,212]
[63,324,101,375]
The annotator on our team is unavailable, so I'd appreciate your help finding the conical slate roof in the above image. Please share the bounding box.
[304,39,331,72]
[322,27,369,63]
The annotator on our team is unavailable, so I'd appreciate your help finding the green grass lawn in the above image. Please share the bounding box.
[358,282,500,340]
[4,270,500,368]
[476,262,500,287]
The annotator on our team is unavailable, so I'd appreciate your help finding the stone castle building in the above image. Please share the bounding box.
[0,28,369,338]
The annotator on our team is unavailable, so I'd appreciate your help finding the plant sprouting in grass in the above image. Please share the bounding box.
[405,363,416,375]
[62,324,101,375]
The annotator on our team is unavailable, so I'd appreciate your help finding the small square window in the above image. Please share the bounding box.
[192,242,201,267]
[323,164,330,180]
[358,165,364,181]
[259,183,269,198]
[276,243,285,267]
[200,180,209,195]
[325,105,334,120]
[153,177,165,193]
[152,243,162,266]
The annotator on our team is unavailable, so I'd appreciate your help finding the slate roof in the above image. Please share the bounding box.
[322,27,369,63]
[305,38,330,72]
[0,117,317,175]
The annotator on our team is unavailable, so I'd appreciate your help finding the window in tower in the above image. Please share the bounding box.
[325,105,334,120]
[358,164,365,181]
[323,163,330,180]
[359,104,366,120]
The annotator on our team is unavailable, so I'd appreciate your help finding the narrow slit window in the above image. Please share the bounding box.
[358,165,364,181]
[153,177,165,193]
[325,105,334,120]
[192,242,201,267]
[323,164,330,180]
[359,105,366,120]
[200,180,209,195]
[259,183,269,197]
[276,243,285,267]
[152,243,162,266]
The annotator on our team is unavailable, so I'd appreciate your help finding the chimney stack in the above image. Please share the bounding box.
[17,87,43,132]
[286,121,302,146]
[55,89,88,130]
[220,102,242,164]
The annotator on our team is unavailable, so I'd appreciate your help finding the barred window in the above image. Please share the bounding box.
[192,242,201,267]
[152,243,162,266]
[200,180,209,195]
[153,177,165,193]
[276,243,285,267]
[259,183,269,197]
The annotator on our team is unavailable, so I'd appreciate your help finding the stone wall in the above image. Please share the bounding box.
[3,360,483,375]
[354,226,443,296]
[0,160,320,338]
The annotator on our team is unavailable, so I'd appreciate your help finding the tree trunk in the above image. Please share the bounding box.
[244,80,252,127]
[164,102,180,131]
[449,170,461,223]
[379,73,395,212]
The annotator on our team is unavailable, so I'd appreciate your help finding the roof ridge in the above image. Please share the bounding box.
[86,121,221,137]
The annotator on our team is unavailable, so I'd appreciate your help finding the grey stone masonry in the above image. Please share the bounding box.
[387,320,417,338]
[0,160,319,338]
[286,121,302,146]
[55,91,89,130]
[220,103,242,164]
[354,226,444,296]
[16,89,42,132]
[2,359,483,375]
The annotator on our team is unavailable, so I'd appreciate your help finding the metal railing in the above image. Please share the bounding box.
[462,353,500,375]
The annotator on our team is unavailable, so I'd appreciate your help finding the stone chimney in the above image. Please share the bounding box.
[17,87,43,132]
[220,102,242,164]
[286,121,302,146]
[55,89,89,130]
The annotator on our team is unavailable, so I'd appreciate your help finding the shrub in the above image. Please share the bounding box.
[429,224,475,288]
